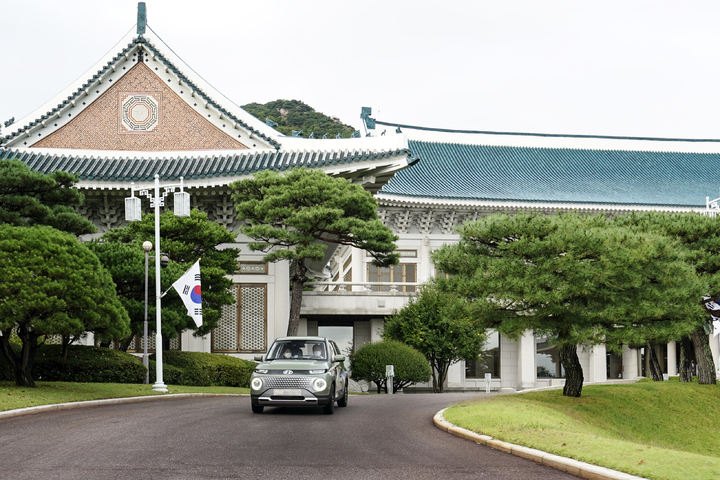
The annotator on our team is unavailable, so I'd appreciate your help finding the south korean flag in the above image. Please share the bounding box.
[172,260,203,327]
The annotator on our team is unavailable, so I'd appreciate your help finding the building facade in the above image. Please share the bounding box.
[3,6,719,391]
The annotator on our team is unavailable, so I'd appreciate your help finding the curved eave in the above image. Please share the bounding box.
[1,144,413,194]
[375,193,703,213]
[2,26,281,149]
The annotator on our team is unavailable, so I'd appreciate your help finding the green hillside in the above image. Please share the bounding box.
[242,99,357,139]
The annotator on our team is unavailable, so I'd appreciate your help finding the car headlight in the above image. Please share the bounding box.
[255,369,269,374]
[251,377,264,390]
[312,378,327,392]
[309,369,326,374]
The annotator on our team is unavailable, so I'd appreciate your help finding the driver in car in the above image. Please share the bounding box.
[312,345,324,358]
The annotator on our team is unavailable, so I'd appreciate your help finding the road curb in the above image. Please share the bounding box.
[0,393,248,420]
[433,408,646,480]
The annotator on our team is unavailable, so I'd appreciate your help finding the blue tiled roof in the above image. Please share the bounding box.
[380,140,715,207]
[0,147,410,182]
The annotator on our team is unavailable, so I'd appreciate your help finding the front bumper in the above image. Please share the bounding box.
[251,388,331,407]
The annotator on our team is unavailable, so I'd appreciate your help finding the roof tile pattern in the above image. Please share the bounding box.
[380,140,716,207]
[0,147,411,182]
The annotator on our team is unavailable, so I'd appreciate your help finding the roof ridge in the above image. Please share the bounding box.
[408,139,720,157]
[378,120,720,143]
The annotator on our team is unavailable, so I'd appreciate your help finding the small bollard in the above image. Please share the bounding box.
[484,373,491,393]
[386,365,394,394]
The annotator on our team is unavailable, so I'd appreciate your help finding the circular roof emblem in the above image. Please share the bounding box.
[121,94,160,132]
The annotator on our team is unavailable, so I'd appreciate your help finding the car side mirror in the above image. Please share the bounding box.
[333,355,345,363]
[254,355,264,361]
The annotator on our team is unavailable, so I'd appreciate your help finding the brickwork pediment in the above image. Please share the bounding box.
[31,63,247,151]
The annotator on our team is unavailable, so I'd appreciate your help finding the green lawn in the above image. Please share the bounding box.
[0,381,248,412]
[444,377,720,480]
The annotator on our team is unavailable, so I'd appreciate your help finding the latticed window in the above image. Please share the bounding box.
[126,332,180,353]
[366,263,417,292]
[212,284,267,353]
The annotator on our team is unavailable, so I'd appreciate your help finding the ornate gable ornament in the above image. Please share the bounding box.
[1,4,281,151]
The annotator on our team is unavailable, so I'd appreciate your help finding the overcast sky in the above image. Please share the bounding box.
[3,1,720,139]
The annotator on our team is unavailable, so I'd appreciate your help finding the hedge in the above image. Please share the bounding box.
[149,351,255,387]
[0,345,256,387]
[33,345,147,383]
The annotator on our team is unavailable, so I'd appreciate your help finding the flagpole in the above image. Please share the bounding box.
[152,174,168,393]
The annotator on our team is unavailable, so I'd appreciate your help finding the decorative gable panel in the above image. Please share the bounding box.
[31,63,248,151]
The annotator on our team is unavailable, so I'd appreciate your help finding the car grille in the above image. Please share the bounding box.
[263,376,313,389]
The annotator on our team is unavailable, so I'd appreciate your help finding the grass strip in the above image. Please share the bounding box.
[443,378,720,480]
[0,381,249,412]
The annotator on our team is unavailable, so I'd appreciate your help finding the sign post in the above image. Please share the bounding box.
[386,365,394,394]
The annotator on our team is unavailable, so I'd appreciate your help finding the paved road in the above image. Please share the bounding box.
[0,393,577,480]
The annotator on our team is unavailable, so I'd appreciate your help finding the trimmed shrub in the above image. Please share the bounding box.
[350,340,431,393]
[33,345,146,383]
[150,351,255,387]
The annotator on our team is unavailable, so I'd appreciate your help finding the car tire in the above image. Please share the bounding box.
[323,385,335,415]
[337,380,348,407]
[252,404,264,414]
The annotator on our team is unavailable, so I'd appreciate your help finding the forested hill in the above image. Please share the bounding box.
[241,99,357,139]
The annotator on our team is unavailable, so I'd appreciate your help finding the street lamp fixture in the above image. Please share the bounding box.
[126,175,190,392]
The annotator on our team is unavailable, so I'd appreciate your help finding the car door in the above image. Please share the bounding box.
[330,340,343,398]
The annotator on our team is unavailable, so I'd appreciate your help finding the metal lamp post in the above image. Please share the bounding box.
[142,241,152,384]
[126,174,191,392]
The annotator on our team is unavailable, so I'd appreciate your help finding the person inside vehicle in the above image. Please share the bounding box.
[282,346,293,359]
[312,344,325,358]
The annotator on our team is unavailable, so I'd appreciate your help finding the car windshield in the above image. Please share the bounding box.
[267,340,327,360]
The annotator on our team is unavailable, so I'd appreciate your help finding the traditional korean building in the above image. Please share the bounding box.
[3,4,719,391]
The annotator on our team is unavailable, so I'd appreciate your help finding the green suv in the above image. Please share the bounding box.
[250,337,349,414]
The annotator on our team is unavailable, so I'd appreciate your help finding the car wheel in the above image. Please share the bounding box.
[252,404,264,414]
[337,380,348,407]
[323,385,335,415]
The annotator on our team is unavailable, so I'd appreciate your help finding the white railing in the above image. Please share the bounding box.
[307,282,419,293]
[706,193,720,217]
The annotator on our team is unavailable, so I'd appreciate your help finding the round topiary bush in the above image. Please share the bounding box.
[350,340,431,393]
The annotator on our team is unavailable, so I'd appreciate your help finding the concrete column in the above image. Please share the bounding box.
[622,345,638,380]
[370,318,385,343]
[297,318,307,336]
[586,344,607,383]
[418,236,432,283]
[667,341,677,375]
[351,247,364,292]
[517,330,536,389]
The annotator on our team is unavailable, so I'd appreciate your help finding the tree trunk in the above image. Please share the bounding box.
[678,337,693,382]
[691,326,717,385]
[0,328,18,380]
[14,323,38,388]
[432,360,449,393]
[287,259,308,337]
[646,341,664,381]
[559,344,584,397]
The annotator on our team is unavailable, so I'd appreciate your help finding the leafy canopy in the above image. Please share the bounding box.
[384,282,486,392]
[0,159,95,236]
[433,211,705,345]
[242,99,356,139]
[93,209,239,340]
[0,225,130,386]
[231,168,398,266]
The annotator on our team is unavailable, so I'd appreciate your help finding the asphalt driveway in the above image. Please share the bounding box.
[0,392,578,479]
